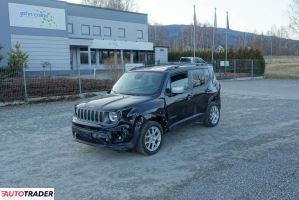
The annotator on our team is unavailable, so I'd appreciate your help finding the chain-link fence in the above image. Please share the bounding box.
[0,59,264,102]
[0,67,25,102]
[213,59,264,80]
[0,67,115,102]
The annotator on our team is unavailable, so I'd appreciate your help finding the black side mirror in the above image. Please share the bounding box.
[165,88,172,96]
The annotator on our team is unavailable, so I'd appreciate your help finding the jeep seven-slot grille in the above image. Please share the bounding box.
[76,108,103,123]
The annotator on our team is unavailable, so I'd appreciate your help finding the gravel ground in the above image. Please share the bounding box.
[0,79,298,200]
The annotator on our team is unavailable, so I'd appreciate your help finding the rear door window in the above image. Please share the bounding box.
[192,69,210,87]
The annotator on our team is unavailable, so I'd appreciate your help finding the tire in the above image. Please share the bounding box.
[136,121,164,156]
[204,102,220,127]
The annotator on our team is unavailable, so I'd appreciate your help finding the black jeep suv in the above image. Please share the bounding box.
[72,65,221,155]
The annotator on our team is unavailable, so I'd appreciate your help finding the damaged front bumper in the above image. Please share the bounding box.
[72,118,139,151]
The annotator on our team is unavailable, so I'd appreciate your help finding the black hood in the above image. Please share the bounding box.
[78,94,153,111]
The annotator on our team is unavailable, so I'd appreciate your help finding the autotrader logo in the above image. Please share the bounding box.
[0,188,54,200]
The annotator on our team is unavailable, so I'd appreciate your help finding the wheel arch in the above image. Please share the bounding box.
[208,91,221,109]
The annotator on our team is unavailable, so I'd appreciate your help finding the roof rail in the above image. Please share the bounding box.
[165,65,180,71]
[129,66,146,71]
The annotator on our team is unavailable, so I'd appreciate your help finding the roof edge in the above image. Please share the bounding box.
[54,0,148,16]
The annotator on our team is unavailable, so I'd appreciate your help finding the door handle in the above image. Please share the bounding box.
[205,88,212,93]
[187,94,193,100]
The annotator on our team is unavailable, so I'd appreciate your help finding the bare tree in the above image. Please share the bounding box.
[289,0,299,34]
[81,0,136,11]
[148,23,168,47]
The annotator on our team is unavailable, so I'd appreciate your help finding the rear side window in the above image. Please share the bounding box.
[195,58,206,64]
[192,69,210,87]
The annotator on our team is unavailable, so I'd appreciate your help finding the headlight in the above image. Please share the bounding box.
[109,112,119,122]
[74,104,78,115]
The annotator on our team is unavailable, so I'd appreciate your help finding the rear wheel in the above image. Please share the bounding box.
[136,121,163,156]
[204,102,220,127]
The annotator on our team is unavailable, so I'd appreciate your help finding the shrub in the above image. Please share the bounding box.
[7,42,29,72]
[103,57,124,82]
[0,43,3,65]
[0,77,114,102]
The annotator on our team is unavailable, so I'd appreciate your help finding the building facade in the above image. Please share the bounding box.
[0,0,155,74]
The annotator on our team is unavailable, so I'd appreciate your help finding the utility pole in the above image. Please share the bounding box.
[270,35,273,64]
[225,11,229,62]
[212,8,217,63]
[193,5,197,58]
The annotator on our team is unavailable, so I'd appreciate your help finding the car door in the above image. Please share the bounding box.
[191,68,211,114]
[164,71,193,127]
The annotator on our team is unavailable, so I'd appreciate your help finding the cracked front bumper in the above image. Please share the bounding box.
[72,122,137,151]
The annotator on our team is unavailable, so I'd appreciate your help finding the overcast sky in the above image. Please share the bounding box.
[66,0,291,35]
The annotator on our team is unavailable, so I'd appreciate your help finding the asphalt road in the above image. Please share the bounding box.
[0,79,298,200]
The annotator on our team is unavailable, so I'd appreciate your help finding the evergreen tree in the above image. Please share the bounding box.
[0,44,3,65]
[7,42,29,71]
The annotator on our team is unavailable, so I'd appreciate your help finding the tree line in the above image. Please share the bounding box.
[149,24,299,56]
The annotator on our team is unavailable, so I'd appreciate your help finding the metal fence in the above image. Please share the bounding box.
[213,59,264,80]
[0,59,263,102]
[0,67,116,102]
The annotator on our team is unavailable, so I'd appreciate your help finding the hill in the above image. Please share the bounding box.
[149,24,299,55]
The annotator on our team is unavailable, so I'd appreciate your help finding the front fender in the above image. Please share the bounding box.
[127,98,167,143]
[208,90,221,109]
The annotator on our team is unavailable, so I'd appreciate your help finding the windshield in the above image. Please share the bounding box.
[112,71,164,96]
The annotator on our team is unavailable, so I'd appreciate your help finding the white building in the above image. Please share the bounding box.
[0,0,163,74]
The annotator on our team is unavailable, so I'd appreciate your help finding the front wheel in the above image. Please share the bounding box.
[136,121,163,156]
[204,102,220,127]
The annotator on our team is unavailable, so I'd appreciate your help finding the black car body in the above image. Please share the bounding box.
[72,64,221,155]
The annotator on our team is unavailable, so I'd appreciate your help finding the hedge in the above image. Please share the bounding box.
[0,78,114,102]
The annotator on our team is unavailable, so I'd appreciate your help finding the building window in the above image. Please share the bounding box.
[100,50,115,64]
[123,51,131,64]
[118,28,126,38]
[104,27,112,37]
[68,23,73,34]
[80,52,88,64]
[81,25,90,35]
[137,30,143,39]
[80,49,96,64]
[93,26,101,36]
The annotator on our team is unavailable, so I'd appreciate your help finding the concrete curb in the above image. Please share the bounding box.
[221,76,264,81]
[0,92,107,107]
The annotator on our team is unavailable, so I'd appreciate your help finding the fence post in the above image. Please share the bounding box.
[93,68,96,80]
[22,64,28,101]
[78,64,82,95]
[251,60,254,79]
[233,60,236,80]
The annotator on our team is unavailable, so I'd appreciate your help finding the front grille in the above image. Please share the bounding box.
[76,108,103,123]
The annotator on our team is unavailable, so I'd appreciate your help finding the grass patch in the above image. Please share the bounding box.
[265,63,299,79]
